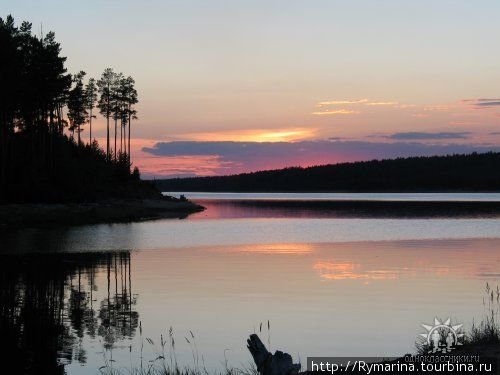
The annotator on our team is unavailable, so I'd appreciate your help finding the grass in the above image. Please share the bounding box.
[466,283,500,346]
[416,283,500,354]
[99,288,500,375]
[98,323,262,375]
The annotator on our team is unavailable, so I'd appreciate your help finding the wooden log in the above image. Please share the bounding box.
[247,334,301,375]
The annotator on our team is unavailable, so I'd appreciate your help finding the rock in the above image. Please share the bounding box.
[247,334,301,375]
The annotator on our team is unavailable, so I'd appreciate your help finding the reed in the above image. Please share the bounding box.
[416,283,500,354]
[467,283,500,345]
[98,324,258,375]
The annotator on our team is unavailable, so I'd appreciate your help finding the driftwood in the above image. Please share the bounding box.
[247,334,301,375]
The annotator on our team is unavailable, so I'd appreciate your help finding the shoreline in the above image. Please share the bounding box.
[202,199,500,218]
[162,189,500,193]
[0,198,205,228]
[5,197,500,227]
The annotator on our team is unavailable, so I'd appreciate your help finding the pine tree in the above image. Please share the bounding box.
[97,68,116,160]
[84,78,98,144]
[67,71,88,145]
[119,76,138,166]
[111,72,124,160]
[0,15,143,203]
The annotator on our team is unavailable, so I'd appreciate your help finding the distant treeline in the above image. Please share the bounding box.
[155,152,500,192]
[0,15,153,203]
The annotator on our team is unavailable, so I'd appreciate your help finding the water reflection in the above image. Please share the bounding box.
[313,261,399,280]
[191,199,500,219]
[0,252,137,374]
[1,238,499,374]
[2,192,500,375]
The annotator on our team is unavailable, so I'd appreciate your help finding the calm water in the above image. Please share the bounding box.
[1,193,500,374]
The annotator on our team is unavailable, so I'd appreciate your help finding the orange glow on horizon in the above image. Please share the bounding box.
[85,92,500,178]
[175,128,316,142]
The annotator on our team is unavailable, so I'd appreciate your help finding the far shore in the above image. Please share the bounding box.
[0,198,205,228]
[197,198,500,218]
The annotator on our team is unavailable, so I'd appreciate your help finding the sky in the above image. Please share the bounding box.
[6,0,500,178]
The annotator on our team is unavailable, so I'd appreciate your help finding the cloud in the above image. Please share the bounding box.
[463,98,500,103]
[365,101,398,106]
[387,132,471,140]
[312,109,359,116]
[462,98,500,110]
[423,105,449,112]
[475,101,500,107]
[142,139,497,177]
[412,113,430,119]
[328,137,345,141]
[135,154,232,179]
[316,99,401,107]
[448,121,479,126]
[313,99,415,116]
[316,99,368,106]
[397,104,417,109]
[176,128,315,142]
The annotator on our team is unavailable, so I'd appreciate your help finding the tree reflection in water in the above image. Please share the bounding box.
[0,251,138,374]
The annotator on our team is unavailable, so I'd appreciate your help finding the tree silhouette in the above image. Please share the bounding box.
[0,251,138,374]
[84,77,98,144]
[0,15,71,195]
[110,72,123,160]
[120,75,138,166]
[0,15,147,203]
[67,71,87,145]
[0,15,19,192]
[97,68,116,161]
[156,152,500,193]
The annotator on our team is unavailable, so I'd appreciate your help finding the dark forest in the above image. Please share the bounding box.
[156,152,500,192]
[0,15,158,203]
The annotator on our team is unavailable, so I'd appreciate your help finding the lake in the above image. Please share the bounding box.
[1,193,500,374]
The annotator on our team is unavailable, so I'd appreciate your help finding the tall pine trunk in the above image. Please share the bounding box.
[106,113,110,160]
[128,106,131,171]
[106,84,110,160]
[0,115,8,199]
[89,107,93,144]
[120,122,123,154]
[114,117,117,160]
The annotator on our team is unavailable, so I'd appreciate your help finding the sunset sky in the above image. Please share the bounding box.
[8,0,500,177]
